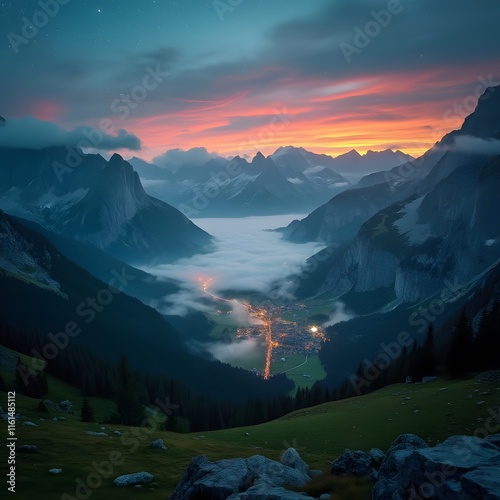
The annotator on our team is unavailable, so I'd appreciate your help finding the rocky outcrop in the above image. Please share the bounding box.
[169,449,311,500]
[373,434,500,499]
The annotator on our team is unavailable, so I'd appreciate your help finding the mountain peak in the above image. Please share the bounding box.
[253,151,266,162]
[109,153,125,163]
[458,84,500,139]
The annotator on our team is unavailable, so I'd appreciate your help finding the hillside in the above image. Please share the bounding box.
[1,373,498,499]
[0,210,292,402]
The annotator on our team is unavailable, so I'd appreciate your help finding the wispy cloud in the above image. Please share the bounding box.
[452,135,500,155]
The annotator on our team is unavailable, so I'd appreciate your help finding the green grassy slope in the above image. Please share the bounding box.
[1,376,498,499]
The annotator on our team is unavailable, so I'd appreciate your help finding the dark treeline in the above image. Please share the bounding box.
[2,302,499,432]
[323,303,500,401]
[0,320,297,431]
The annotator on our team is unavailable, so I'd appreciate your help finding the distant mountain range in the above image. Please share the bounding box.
[0,146,212,265]
[272,146,414,182]
[128,147,413,217]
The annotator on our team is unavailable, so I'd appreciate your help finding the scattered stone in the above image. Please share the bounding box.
[114,472,154,487]
[485,434,500,448]
[227,484,315,499]
[19,445,38,453]
[466,394,473,399]
[112,430,121,436]
[421,376,437,383]
[331,449,375,479]
[49,468,62,475]
[22,421,37,427]
[439,387,448,391]
[280,448,309,477]
[405,376,413,384]
[42,400,59,412]
[477,401,487,407]
[85,431,108,437]
[150,439,167,450]
[100,426,106,430]
[368,448,385,464]
[57,400,75,414]
[477,370,500,382]
[309,469,322,478]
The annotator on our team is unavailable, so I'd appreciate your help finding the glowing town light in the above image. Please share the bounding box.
[310,326,318,333]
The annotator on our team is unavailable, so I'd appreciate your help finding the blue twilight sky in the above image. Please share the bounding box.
[0,0,499,160]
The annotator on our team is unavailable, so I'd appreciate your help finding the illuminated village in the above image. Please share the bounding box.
[198,277,327,379]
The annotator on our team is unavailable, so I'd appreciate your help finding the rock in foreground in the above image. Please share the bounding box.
[169,449,312,500]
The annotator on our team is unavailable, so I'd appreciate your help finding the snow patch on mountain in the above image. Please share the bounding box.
[393,196,432,245]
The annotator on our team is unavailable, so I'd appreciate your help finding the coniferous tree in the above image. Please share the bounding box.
[420,324,436,376]
[408,340,422,381]
[81,398,95,423]
[111,355,144,426]
[15,356,27,392]
[474,302,500,370]
[447,310,472,378]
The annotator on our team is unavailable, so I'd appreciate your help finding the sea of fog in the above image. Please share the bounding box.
[142,214,327,316]
[141,214,351,367]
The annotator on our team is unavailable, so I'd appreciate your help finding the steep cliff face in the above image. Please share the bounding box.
[319,154,500,303]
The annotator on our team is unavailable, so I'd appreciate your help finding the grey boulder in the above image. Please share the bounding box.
[169,452,311,500]
[114,472,154,487]
[373,434,500,499]
[330,449,375,478]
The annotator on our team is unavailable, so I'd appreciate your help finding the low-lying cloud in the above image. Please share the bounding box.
[153,147,221,169]
[452,135,500,155]
[0,116,141,151]
[207,338,262,366]
[323,302,354,327]
[142,214,326,316]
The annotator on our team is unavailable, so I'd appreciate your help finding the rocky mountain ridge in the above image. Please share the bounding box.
[0,144,212,264]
